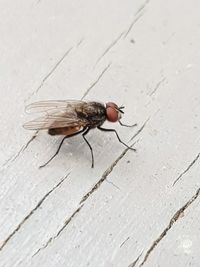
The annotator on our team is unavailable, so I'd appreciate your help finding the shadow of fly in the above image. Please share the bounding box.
[23,100,137,168]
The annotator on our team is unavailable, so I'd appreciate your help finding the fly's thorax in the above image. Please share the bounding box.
[75,102,106,127]
[84,102,106,115]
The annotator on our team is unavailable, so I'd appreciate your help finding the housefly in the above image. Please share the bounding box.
[23,100,137,168]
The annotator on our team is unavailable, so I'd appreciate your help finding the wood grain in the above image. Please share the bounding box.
[0,0,200,266]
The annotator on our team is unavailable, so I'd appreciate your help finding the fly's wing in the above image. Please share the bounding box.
[23,100,87,130]
[25,100,85,114]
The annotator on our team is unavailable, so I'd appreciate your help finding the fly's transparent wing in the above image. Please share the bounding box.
[23,115,85,130]
[25,100,86,114]
[23,100,87,130]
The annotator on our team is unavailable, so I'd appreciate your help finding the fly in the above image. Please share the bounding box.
[23,100,137,168]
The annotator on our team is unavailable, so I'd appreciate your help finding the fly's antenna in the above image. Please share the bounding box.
[118,106,124,114]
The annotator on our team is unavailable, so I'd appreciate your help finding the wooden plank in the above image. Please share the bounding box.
[0,0,200,266]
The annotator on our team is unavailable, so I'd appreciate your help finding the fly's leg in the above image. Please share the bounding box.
[119,120,137,128]
[97,126,136,151]
[82,128,94,168]
[39,128,87,168]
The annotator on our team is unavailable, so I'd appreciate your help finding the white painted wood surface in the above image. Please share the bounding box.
[0,0,200,266]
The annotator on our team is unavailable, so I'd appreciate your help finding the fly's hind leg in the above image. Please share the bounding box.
[82,128,94,168]
[39,127,86,168]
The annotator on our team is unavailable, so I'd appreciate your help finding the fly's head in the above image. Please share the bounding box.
[105,102,124,122]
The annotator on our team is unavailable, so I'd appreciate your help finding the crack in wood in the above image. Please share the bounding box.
[124,12,145,39]
[149,77,166,96]
[135,0,150,16]
[32,204,83,257]
[105,180,121,191]
[0,173,70,252]
[137,187,200,266]
[128,251,143,267]
[34,46,73,95]
[80,120,149,204]
[3,60,109,170]
[81,63,111,100]
[76,37,85,47]
[25,38,85,102]
[130,118,150,141]
[31,119,148,256]
[173,152,200,186]
[80,141,137,204]
[2,132,38,169]
[120,236,130,248]
[94,0,150,64]
[4,40,86,169]
[32,140,138,257]
[94,32,124,67]
[124,0,150,39]
[25,46,73,102]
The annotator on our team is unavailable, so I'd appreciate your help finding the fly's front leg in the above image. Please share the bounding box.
[119,120,137,127]
[97,126,136,151]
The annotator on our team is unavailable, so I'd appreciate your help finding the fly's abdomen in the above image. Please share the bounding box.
[48,126,81,136]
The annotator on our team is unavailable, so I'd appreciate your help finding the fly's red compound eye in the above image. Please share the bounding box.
[106,102,120,122]
[106,107,119,122]
[106,102,118,109]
